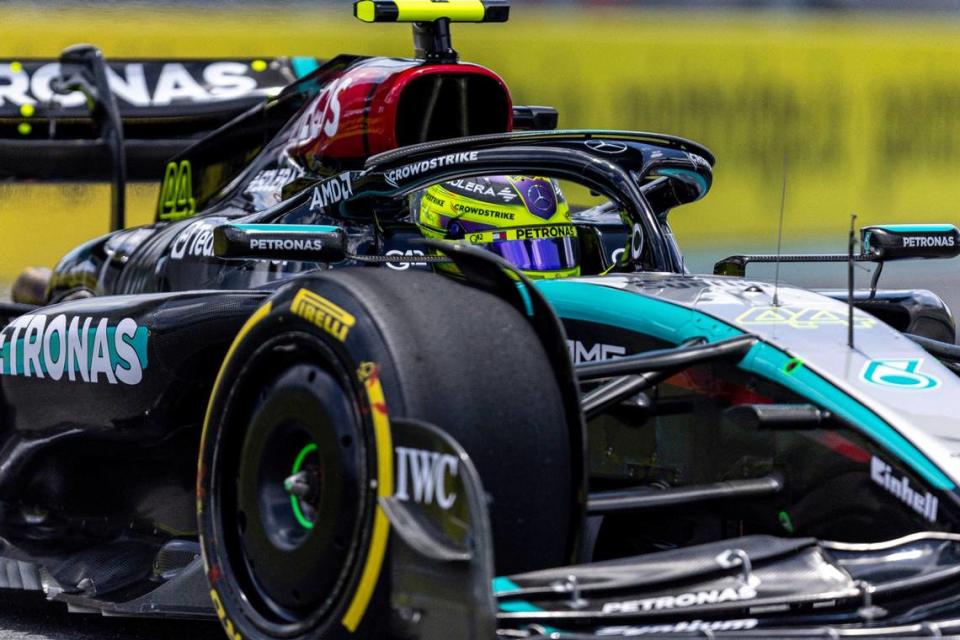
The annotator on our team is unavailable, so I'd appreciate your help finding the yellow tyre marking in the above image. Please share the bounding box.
[210,589,243,640]
[199,303,272,640]
[341,363,393,632]
[197,301,273,515]
[291,288,356,343]
[196,301,392,634]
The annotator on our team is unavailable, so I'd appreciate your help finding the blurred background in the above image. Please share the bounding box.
[2,0,960,295]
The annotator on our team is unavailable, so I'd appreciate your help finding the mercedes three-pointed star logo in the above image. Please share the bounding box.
[585,140,629,154]
[527,183,553,213]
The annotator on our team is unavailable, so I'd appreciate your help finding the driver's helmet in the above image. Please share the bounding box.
[412,175,580,279]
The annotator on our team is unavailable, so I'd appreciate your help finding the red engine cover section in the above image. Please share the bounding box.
[288,57,513,168]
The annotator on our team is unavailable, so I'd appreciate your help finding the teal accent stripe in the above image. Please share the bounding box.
[653,167,709,199]
[872,224,956,233]
[291,56,320,79]
[536,280,954,490]
[492,576,520,595]
[537,280,741,345]
[232,224,341,234]
[498,600,544,613]
[516,284,534,317]
[492,577,543,613]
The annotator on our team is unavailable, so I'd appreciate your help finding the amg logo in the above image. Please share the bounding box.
[903,236,955,248]
[394,447,459,509]
[870,456,939,522]
[567,340,626,364]
[602,585,757,614]
[249,238,324,252]
[291,289,356,343]
[597,619,759,636]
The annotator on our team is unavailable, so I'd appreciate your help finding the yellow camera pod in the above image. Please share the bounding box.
[354,0,509,24]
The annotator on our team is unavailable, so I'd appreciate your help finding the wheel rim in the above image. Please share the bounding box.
[224,358,366,624]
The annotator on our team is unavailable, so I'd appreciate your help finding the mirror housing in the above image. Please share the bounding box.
[861,224,960,261]
[724,404,827,430]
[713,223,960,277]
[213,224,347,262]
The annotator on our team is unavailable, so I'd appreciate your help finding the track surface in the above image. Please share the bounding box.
[0,590,224,640]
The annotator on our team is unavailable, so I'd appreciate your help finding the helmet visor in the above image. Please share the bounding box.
[465,225,580,273]
[487,236,579,272]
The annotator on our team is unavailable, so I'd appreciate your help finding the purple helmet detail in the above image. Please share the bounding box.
[489,236,578,271]
[436,215,495,235]
[513,178,558,220]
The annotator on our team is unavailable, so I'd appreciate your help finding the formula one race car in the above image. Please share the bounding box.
[4,2,960,639]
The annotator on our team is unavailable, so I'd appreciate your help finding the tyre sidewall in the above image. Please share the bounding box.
[199,280,406,640]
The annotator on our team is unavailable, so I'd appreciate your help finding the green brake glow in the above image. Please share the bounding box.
[290,443,318,530]
[778,510,795,533]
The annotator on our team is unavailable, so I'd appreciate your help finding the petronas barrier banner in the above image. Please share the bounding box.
[2,8,959,278]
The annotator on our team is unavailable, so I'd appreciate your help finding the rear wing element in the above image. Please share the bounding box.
[0,55,323,181]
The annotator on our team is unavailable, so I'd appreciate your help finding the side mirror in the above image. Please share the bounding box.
[861,224,960,261]
[713,223,960,278]
[213,224,347,262]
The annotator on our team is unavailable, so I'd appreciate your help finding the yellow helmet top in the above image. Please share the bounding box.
[415,175,580,279]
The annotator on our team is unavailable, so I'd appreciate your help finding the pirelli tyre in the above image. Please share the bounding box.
[197,269,575,640]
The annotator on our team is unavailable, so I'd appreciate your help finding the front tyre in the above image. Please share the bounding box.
[198,270,576,640]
